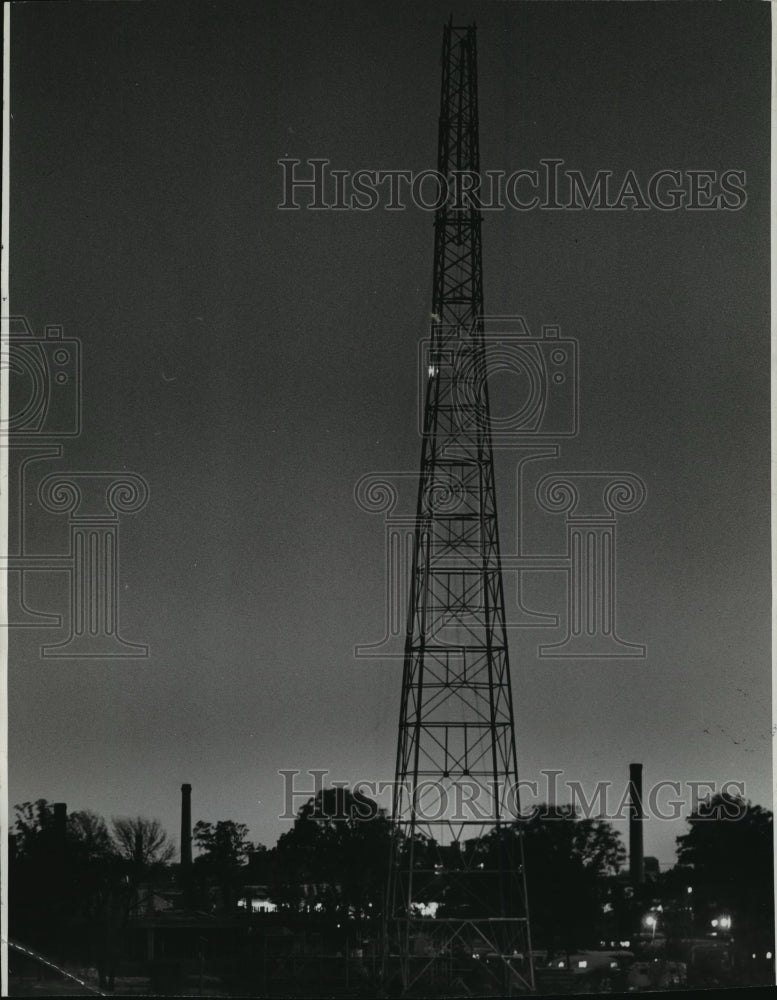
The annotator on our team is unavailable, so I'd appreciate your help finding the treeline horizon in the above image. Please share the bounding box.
[8,786,774,991]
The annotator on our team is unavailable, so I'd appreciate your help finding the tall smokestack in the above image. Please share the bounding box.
[180,784,192,866]
[628,763,644,886]
[53,802,67,856]
[53,802,67,832]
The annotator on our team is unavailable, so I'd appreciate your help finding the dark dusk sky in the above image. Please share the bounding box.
[8,0,771,872]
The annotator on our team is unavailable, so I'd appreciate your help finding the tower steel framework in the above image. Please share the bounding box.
[384,21,534,997]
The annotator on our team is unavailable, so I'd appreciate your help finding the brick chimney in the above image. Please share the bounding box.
[180,784,192,866]
[53,802,67,842]
[628,763,644,886]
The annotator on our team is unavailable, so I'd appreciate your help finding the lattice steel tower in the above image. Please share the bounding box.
[384,21,534,997]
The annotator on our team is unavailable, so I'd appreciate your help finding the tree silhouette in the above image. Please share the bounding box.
[11,800,69,960]
[111,816,176,869]
[12,799,63,858]
[272,786,393,917]
[477,805,627,952]
[193,819,255,910]
[68,809,113,859]
[10,800,133,990]
[194,819,253,865]
[675,792,773,956]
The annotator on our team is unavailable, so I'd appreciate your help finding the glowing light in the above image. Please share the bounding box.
[428,365,438,377]
[767,952,773,960]
[577,960,588,969]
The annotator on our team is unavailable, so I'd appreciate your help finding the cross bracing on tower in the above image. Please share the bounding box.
[384,20,535,997]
